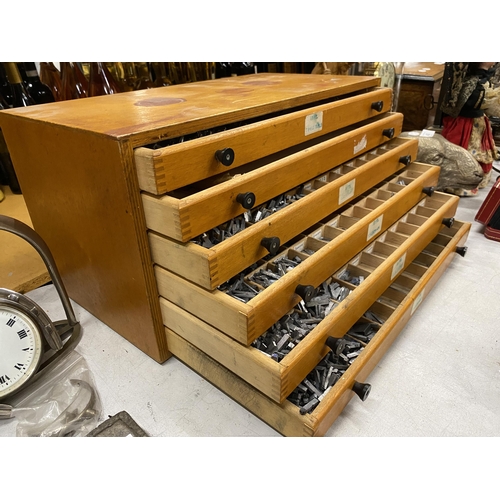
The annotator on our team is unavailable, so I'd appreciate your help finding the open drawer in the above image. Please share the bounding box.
[165,220,471,436]
[134,87,393,194]
[141,113,404,242]
[158,191,460,403]
[148,137,420,290]
[155,161,440,344]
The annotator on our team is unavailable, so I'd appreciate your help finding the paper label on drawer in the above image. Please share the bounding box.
[305,111,323,136]
[353,134,367,155]
[339,179,356,204]
[367,215,383,240]
[391,252,406,280]
[294,242,305,251]
[411,288,425,315]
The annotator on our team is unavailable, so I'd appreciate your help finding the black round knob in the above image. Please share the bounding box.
[261,236,280,255]
[382,128,395,139]
[442,217,455,228]
[236,192,256,209]
[371,101,384,112]
[399,155,411,166]
[295,284,315,302]
[215,147,235,167]
[456,246,468,257]
[352,381,371,401]
[422,186,435,197]
[325,336,346,356]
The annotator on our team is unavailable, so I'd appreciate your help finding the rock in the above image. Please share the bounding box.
[400,131,484,192]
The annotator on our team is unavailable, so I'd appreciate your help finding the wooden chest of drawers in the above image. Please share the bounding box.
[0,74,470,436]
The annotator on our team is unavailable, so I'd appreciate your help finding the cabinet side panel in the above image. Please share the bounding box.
[1,117,168,362]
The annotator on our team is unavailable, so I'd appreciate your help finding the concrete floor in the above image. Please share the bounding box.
[1,165,499,439]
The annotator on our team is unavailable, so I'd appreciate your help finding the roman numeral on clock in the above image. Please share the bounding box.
[0,375,11,384]
[14,363,25,370]
[17,329,28,340]
[6,318,15,327]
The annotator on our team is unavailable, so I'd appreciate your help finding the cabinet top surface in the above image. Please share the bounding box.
[0,73,379,143]
[402,62,445,81]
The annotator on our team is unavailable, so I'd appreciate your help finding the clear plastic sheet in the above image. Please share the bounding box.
[9,350,101,437]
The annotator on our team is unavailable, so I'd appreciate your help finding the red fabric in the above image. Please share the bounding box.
[441,115,494,174]
[442,115,474,150]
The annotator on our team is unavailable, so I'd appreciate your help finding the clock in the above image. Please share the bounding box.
[0,215,81,405]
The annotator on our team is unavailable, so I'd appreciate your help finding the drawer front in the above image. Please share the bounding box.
[165,220,471,436]
[142,113,404,242]
[155,161,439,346]
[134,88,393,195]
[148,136,417,290]
[158,191,460,404]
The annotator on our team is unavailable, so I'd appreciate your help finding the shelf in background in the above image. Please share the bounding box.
[0,185,50,293]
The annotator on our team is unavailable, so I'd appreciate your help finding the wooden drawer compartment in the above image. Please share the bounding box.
[158,191,459,404]
[165,220,471,435]
[134,88,393,194]
[155,162,440,345]
[148,136,418,290]
[141,113,404,242]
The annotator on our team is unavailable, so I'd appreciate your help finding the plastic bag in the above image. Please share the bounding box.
[9,350,101,437]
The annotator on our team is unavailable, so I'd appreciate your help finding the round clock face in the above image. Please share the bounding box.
[0,304,43,399]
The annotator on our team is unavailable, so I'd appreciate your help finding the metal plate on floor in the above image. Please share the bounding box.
[86,411,149,437]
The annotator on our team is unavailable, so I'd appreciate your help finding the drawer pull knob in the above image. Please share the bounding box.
[236,192,256,209]
[295,284,315,302]
[382,127,395,139]
[442,217,454,228]
[422,186,435,197]
[371,100,384,112]
[325,336,346,355]
[399,155,411,166]
[352,381,371,401]
[456,246,468,257]
[261,236,280,255]
[215,147,235,167]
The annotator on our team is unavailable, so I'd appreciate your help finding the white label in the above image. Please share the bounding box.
[353,135,367,154]
[411,289,425,315]
[420,129,435,137]
[391,253,406,279]
[367,215,383,240]
[318,174,328,183]
[294,242,305,251]
[305,112,323,136]
[339,179,356,204]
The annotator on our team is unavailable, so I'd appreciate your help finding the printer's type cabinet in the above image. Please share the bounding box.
[0,74,470,436]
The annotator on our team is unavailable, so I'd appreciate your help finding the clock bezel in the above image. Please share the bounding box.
[0,289,59,401]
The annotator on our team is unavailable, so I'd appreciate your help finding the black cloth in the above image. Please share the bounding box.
[488,202,500,229]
